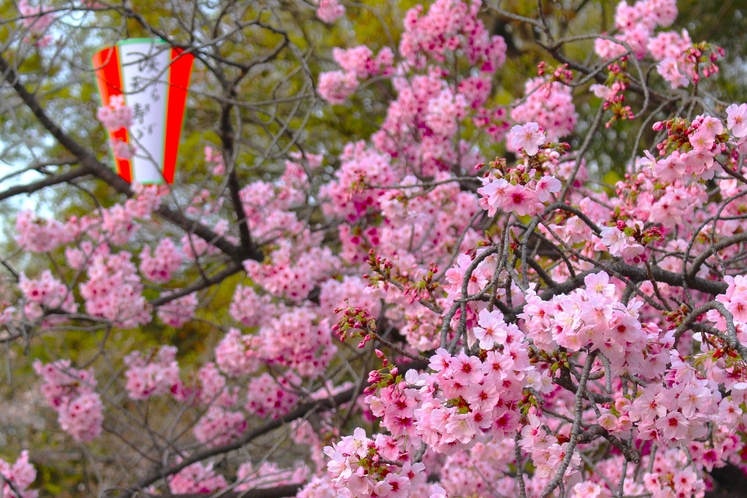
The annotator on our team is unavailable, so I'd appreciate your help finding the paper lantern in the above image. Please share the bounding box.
[92,38,194,184]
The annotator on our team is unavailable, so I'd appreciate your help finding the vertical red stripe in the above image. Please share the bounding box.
[162,48,194,184]
[92,47,132,183]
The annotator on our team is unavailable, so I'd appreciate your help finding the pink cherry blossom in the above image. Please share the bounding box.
[726,103,747,138]
[509,122,546,156]
[316,0,344,23]
[0,451,37,498]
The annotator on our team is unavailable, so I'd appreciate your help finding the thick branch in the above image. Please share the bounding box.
[148,262,243,306]
[221,101,260,261]
[687,232,747,281]
[536,261,727,304]
[0,168,90,201]
[152,485,302,498]
[554,362,613,405]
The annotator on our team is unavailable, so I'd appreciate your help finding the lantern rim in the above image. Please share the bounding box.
[92,37,169,56]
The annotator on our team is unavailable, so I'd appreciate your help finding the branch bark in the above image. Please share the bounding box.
[0,167,90,201]
[150,484,302,498]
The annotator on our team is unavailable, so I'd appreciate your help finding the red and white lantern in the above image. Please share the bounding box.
[92,39,194,184]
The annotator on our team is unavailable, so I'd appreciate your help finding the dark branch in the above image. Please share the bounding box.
[0,168,90,201]
[222,100,260,261]
[149,262,243,306]
[152,484,302,498]
[536,261,727,304]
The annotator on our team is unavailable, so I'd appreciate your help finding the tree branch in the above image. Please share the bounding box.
[151,484,302,498]
[149,262,243,306]
[0,167,90,201]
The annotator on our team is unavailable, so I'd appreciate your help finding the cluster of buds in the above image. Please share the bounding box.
[402,262,439,304]
[365,249,433,299]
[364,360,401,396]
[592,58,635,128]
[653,116,728,156]
[528,347,571,373]
[607,58,630,88]
[615,219,663,247]
[652,118,691,155]
[708,346,742,366]
[350,171,372,193]
[485,150,567,179]
[638,225,665,245]
[685,42,725,82]
[364,249,395,291]
[537,62,573,84]
[604,93,635,128]
[663,303,695,329]
[592,59,630,101]
[333,305,377,347]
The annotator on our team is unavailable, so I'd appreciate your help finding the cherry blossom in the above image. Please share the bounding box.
[508,123,546,156]
[97,95,133,131]
[0,451,37,498]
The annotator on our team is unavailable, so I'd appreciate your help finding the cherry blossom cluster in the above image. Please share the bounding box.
[19,270,76,321]
[511,79,577,142]
[96,94,136,159]
[156,292,198,327]
[323,427,428,497]
[595,0,677,60]
[245,372,301,419]
[315,0,344,23]
[194,362,238,407]
[319,0,507,181]
[477,149,562,217]
[219,303,336,380]
[18,0,54,46]
[7,185,169,333]
[123,346,180,400]
[229,285,274,327]
[181,223,227,260]
[14,210,73,253]
[109,138,135,160]
[203,145,225,176]
[0,451,37,498]
[34,360,104,442]
[214,327,262,376]
[79,249,150,328]
[166,459,308,495]
[647,113,728,181]
[594,0,723,90]
[639,449,706,498]
[168,461,227,495]
[193,406,247,447]
[318,46,394,104]
[399,0,506,71]
[14,184,161,257]
[139,238,182,283]
[96,95,133,132]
